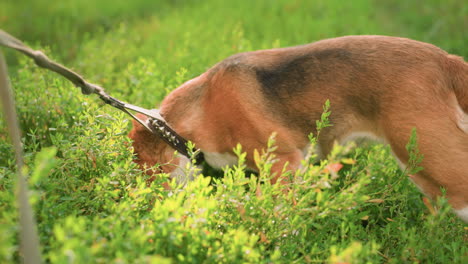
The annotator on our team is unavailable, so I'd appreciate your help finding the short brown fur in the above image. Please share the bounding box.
[129,35,468,217]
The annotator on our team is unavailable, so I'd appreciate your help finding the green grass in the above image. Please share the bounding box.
[1,0,467,263]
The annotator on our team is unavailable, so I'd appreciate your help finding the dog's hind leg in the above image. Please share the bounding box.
[381,102,468,221]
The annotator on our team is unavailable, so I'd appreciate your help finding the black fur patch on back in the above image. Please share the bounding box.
[345,93,381,119]
[255,48,352,98]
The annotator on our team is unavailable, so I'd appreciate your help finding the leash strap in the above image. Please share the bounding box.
[0,29,204,164]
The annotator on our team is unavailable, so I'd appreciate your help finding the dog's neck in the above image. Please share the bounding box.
[158,74,209,153]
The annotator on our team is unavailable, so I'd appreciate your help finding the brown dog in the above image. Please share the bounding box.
[129,35,468,222]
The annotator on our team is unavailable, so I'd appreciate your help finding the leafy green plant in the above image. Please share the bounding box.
[1,0,466,263]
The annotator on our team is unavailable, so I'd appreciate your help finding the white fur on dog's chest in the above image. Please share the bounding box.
[203,152,238,168]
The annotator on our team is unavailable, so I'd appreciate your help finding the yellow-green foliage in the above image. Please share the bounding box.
[0,0,466,263]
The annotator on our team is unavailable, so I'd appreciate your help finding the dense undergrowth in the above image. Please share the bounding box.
[0,0,466,263]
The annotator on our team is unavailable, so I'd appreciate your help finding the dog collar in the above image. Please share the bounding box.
[147,118,205,165]
[111,100,205,165]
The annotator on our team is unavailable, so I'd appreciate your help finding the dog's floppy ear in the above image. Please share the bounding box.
[129,110,182,179]
[128,111,164,171]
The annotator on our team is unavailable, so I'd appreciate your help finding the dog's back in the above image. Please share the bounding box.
[206,36,468,218]
[132,36,468,221]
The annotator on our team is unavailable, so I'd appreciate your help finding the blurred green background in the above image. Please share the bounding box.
[1,0,466,107]
[0,0,468,107]
[2,0,466,107]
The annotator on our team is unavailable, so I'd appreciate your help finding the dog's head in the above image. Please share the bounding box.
[127,74,207,182]
[128,112,182,176]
